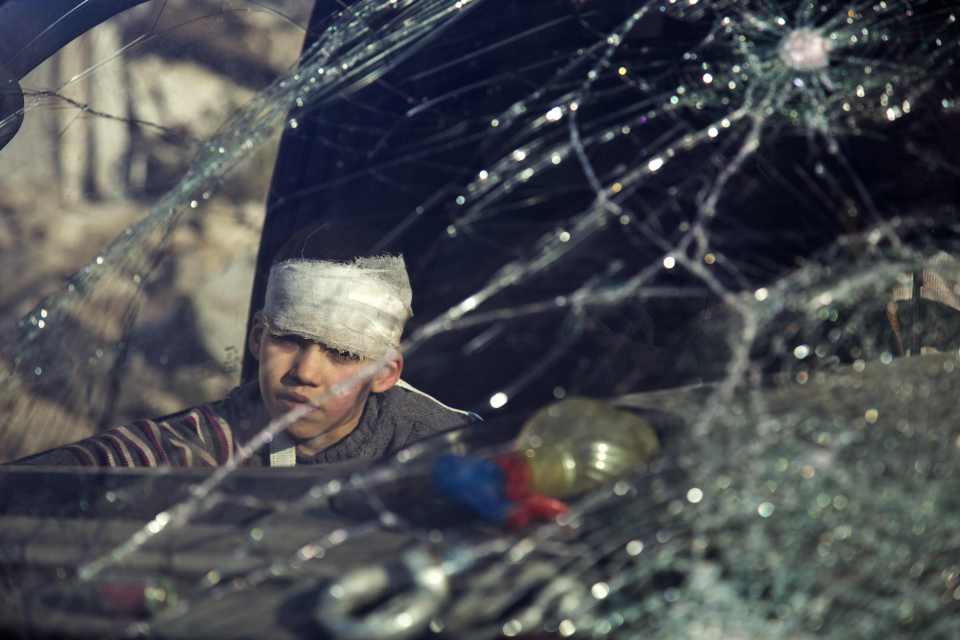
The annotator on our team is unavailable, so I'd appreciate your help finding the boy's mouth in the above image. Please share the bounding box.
[278,393,322,413]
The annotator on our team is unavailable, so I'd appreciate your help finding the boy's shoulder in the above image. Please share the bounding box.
[377,380,479,436]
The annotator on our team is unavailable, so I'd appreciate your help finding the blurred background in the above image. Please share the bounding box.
[0,1,313,459]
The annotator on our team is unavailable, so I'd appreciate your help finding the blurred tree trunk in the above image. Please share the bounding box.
[50,25,130,203]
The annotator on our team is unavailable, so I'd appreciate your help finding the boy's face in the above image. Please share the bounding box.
[250,318,402,454]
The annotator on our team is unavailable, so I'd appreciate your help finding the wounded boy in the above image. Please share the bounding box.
[13,221,475,467]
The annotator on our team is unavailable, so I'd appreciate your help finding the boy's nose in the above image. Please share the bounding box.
[290,344,330,387]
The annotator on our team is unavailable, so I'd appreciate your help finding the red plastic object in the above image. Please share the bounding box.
[496,453,569,530]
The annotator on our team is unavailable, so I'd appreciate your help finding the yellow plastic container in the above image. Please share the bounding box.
[515,397,660,498]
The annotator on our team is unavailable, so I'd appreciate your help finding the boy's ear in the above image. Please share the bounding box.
[370,349,403,393]
[248,312,266,361]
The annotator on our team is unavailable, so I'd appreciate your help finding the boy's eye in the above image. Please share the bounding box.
[327,347,362,363]
[268,333,360,362]
[271,333,304,346]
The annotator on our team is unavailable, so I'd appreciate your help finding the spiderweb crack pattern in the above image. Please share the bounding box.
[2,0,960,637]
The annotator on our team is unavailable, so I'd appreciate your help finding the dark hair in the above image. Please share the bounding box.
[273,219,396,264]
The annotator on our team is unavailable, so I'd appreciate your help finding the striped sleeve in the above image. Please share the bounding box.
[10,404,239,468]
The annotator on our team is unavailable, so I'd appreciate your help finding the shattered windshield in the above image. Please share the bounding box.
[1,0,959,637]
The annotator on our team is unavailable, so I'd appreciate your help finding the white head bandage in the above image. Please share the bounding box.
[263,256,412,359]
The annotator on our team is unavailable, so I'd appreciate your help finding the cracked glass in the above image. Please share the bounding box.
[1,0,959,637]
